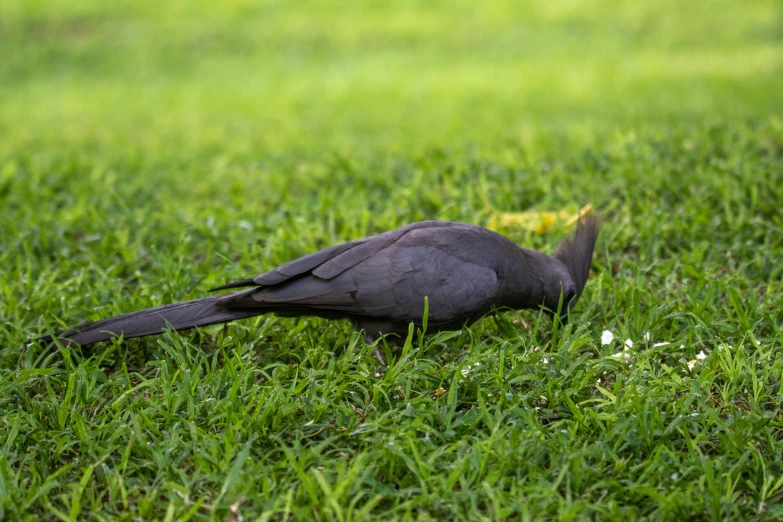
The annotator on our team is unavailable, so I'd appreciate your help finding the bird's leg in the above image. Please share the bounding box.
[359,322,389,368]
[373,349,387,367]
[365,333,387,367]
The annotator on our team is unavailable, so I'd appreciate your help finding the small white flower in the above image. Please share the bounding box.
[686,360,696,370]
[653,342,670,347]
[601,330,614,345]
[624,339,634,349]
[542,357,548,364]
[696,350,707,360]
[461,365,471,377]
[643,332,651,342]
[611,351,631,362]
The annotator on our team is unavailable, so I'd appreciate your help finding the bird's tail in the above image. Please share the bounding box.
[555,213,601,296]
[38,294,261,347]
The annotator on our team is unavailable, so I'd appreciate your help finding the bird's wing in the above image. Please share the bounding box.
[212,221,463,290]
[220,229,500,325]
[348,242,500,324]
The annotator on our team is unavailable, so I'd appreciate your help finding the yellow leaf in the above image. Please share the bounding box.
[486,203,593,234]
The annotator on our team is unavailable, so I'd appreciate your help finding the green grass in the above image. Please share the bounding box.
[2,0,783,519]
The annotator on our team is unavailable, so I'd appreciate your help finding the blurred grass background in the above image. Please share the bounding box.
[2,0,781,154]
[2,0,783,520]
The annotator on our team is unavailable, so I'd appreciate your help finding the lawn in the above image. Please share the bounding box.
[1,0,783,519]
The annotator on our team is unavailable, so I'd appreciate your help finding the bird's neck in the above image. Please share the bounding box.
[499,248,557,310]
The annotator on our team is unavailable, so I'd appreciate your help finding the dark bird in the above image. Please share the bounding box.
[39,215,600,353]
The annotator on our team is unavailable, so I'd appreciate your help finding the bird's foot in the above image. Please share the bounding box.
[372,347,387,367]
[365,332,387,373]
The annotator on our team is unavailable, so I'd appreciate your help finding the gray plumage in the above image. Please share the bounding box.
[39,216,600,347]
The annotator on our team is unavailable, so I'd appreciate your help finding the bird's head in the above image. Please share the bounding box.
[542,214,601,321]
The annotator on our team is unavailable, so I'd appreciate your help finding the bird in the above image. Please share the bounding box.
[38,215,600,356]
